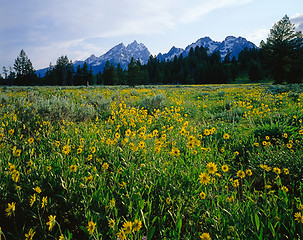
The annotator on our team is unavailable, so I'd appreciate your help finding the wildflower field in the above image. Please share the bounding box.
[0,84,303,240]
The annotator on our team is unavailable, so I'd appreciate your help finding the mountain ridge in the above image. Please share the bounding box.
[158,36,257,62]
[36,36,257,76]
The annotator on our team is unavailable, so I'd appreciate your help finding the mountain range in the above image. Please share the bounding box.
[158,36,256,62]
[73,40,151,74]
[37,36,257,76]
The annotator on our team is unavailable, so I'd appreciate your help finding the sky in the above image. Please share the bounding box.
[1,0,303,70]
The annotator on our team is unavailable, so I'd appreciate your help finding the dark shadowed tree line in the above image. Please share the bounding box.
[1,15,302,86]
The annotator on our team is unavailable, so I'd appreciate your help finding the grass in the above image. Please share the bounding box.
[0,84,302,240]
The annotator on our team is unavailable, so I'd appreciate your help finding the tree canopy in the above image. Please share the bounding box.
[13,49,36,85]
[261,15,303,83]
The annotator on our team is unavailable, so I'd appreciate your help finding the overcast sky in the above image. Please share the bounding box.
[1,0,303,70]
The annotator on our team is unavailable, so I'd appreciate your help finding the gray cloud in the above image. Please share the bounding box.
[291,14,303,32]
[1,0,253,68]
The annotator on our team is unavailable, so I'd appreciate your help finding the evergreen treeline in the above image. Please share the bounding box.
[1,15,302,86]
[0,47,265,86]
[86,46,265,86]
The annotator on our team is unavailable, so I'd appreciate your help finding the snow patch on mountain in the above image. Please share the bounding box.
[158,36,257,62]
[70,41,151,74]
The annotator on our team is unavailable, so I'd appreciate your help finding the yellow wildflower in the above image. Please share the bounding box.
[284,168,289,174]
[69,164,77,172]
[138,141,145,149]
[117,229,127,240]
[85,175,93,182]
[265,184,272,189]
[41,196,48,208]
[30,194,36,207]
[200,232,211,240]
[294,212,303,223]
[90,146,96,153]
[187,141,195,149]
[62,145,71,155]
[77,147,83,154]
[222,165,229,173]
[226,196,234,202]
[46,215,56,231]
[34,186,42,194]
[133,219,142,232]
[233,179,239,188]
[246,169,252,176]
[55,141,60,147]
[123,221,133,234]
[87,154,93,161]
[223,133,230,140]
[102,162,109,170]
[87,221,96,235]
[25,228,35,240]
[273,167,281,175]
[199,172,210,185]
[199,192,206,199]
[236,170,245,179]
[13,149,21,157]
[204,129,211,136]
[170,147,180,157]
[12,171,20,182]
[109,199,115,208]
[5,202,16,217]
[108,219,115,228]
[206,162,218,174]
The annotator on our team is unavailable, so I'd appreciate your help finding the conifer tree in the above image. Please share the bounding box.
[261,15,303,83]
[55,56,74,85]
[13,49,36,85]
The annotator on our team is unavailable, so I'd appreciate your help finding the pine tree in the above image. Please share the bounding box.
[102,61,118,85]
[127,58,141,86]
[13,49,36,85]
[44,63,57,85]
[261,15,303,83]
[55,56,74,85]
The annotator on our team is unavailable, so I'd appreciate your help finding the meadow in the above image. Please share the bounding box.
[0,84,303,240]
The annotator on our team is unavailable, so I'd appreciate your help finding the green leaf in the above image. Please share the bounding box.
[258,227,264,240]
[255,212,260,231]
[140,209,147,229]
[152,216,158,225]
[147,226,156,240]
[176,218,182,236]
[269,222,276,237]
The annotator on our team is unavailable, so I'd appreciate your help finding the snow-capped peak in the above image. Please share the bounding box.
[158,36,257,62]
